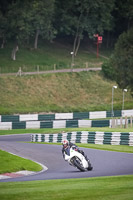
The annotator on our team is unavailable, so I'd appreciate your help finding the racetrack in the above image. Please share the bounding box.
[0,134,133,182]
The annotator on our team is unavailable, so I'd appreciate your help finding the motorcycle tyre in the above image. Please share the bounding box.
[73,158,86,172]
[87,161,93,171]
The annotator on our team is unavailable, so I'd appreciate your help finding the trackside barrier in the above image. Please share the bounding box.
[0,109,133,122]
[0,118,132,130]
[31,132,133,146]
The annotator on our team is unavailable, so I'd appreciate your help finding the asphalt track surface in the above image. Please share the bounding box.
[0,134,133,182]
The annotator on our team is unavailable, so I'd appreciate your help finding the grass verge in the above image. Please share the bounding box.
[0,149,42,174]
[30,142,133,154]
[77,143,133,153]
[0,127,133,135]
[0,175,133,200]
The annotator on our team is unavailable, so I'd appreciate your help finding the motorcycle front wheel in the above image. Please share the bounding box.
[73,157,86,172]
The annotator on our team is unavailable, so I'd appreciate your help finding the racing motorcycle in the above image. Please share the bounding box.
[63,146,93,172]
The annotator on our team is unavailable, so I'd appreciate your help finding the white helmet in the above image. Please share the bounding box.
[62,140,69,148]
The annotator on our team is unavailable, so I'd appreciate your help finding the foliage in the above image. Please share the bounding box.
[30,0,55,47]
[0,0,116,59]
[111,28,133,95]
[101,59,115,80]
[0,0,55,59]
[55,0,114,55]
[55,0,114,36]
[113,0,133,35]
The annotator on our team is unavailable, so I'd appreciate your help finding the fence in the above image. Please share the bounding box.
[0,118,132,130]
[0,109,133,122]
[0,65,102,76]
[31,131,133,146]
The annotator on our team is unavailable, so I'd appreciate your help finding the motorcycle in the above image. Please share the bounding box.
[63,146,93,172]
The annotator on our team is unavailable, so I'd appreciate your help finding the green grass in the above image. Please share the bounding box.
[30,142,133,154]
[0,41,132,114]
[0,149,42,174]
[0,41,105,73]
[0,40,132,114]
[0,71,133,114]
[77,143,133,153]
[0,175,133,200]
[0,127,133,136]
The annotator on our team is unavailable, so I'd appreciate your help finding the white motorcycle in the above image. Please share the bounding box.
[63,146,93,172]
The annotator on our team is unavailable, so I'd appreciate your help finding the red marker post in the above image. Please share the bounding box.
[93,34,103,58]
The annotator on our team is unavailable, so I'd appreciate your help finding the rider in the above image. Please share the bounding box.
[62,139,89,161]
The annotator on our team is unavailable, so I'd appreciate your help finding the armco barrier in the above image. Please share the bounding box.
[0,118,131,130]
[31,132,133,146]
[0,109,133,122]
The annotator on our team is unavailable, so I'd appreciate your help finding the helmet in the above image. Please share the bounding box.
[62,140,69,148]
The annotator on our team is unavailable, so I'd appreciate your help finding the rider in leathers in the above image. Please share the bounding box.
[62,140,89,161]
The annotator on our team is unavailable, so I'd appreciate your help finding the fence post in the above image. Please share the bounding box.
[37,65,39,73]
[16,67,22,76]
[125,116,128,129]
[120,117,122,128]
[112,118,115,128]
[85,62,88,69]
[116,117,118,128]
[54,64,56,70]
[131,116,132,128]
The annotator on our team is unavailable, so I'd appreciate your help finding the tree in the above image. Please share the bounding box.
[102,28,133,96]
[0,0,13,48]
[112,28,133,95]
[0,10,7,48]
[4,0,55,60]
[55,0,114,58]
[114,0,133,33]
[30,0,55,49]
[7,0,33,60]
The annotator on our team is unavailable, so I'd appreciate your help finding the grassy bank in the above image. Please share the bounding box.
[0,150,42,174]
[0,41,132,115]
[0,71,132,114]
[0,175,133,200]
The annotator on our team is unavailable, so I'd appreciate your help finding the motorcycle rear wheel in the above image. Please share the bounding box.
[87,161,93,171]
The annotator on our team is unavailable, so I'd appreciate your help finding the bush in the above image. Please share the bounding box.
[101,59,115,80]
[102,28,133,97]
[112,28,133,96]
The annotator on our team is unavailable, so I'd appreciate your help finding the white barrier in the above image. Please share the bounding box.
[0,122,12,130]
[90,111,106,119]
[53,120,66,128]
[55,113,73,120]
[20,114,38,121]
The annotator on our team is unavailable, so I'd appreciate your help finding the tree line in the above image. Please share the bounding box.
[0,0,132,60]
